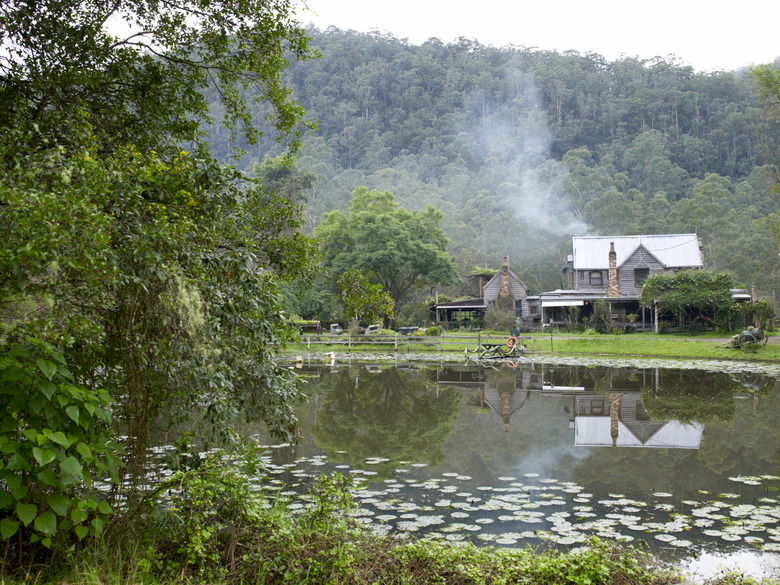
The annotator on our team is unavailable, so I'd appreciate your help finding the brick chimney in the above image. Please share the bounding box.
[609,393,622,447]
[606,242,621,297]
[500,256,510,298]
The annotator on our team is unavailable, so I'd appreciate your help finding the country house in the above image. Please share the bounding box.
[540,234,704,328]
[433,234,707,331]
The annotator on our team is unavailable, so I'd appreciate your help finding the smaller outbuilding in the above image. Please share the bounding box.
[433,256,541,329]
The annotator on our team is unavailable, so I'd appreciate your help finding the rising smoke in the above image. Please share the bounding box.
[467,65,590,238]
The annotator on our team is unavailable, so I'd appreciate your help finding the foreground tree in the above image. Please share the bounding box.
[0,125,317,550]
[0,0,313,153]
[316,187,459,312]
[0,0,318,562]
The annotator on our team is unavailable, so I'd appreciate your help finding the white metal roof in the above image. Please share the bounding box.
[542,299,584,308]
[572,234,702,270]
[575,419,703,448]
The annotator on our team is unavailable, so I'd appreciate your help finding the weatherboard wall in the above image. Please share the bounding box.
[482,268,531,320]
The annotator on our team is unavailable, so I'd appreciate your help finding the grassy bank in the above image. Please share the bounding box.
[4,462,763,585]
[531,332,780,361]
[287,330,780,362]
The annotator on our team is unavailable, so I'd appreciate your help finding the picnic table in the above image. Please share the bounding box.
[479,342,505,354]
[465,338,524,360]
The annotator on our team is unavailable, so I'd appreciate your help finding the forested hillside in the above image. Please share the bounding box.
[204,28,779,300]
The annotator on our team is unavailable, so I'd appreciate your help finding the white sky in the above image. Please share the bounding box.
[298,0,780,73]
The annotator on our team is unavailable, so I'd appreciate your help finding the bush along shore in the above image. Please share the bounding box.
[3,455,771,585]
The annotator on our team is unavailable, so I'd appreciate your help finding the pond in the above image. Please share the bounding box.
[249,359,780,580]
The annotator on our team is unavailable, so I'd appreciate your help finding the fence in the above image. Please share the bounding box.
[297,332,535,353]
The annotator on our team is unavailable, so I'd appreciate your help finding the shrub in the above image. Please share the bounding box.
[484,303,514,332]
[0,340,122,567]
[147,453,271,582]
[592,299,612,333]
[147,462,360,584]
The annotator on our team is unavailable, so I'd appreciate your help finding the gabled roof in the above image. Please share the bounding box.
[622,244,664,269]
[483,267,528,292]
[572,234,702,270]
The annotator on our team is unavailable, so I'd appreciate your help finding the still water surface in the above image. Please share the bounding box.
[252,361,780,579]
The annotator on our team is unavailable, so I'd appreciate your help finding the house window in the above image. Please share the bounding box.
[530,304,539,315]
[579,272,584,280]
[635,268,650,288]
[514,299,523,316]
[589,271,603,286]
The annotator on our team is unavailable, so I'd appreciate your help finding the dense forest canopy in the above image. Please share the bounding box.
[202,28,780,309]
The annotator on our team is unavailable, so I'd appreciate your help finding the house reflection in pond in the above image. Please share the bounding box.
[574,392,703,449]
[485,387,532,433]
[436,365,704,448]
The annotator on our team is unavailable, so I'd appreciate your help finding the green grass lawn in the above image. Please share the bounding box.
[287,329,780,362]
[532,334,780,361]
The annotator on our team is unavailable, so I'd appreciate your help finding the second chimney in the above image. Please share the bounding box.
[606,242,621,297]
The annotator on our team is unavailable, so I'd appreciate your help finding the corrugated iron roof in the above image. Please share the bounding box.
[434,299,487,309]
[572,234,702,270]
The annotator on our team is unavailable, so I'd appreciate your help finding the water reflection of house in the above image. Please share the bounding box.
[573,392,703,449]
[436,365,544,432]
[436,366,703,448]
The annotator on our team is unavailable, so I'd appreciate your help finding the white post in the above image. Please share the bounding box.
[654,301,659,334]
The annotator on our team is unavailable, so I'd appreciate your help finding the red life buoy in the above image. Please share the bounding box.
[506,336,518,348]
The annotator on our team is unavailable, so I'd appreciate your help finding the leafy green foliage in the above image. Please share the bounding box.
[148,460,361,584]
[316,187,459,312]
[0,0,319,570]
[0,0,320,479]
[0,340,121,550]
[0,122,316,518]
[150,454,268,581]
[746,299,775,325]
[337,269,394,327]
[640,270,735,330]
[0,0,314,154]
[529,537,662,585]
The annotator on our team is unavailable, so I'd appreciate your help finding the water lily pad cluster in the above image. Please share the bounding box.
[256,451,780,557]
